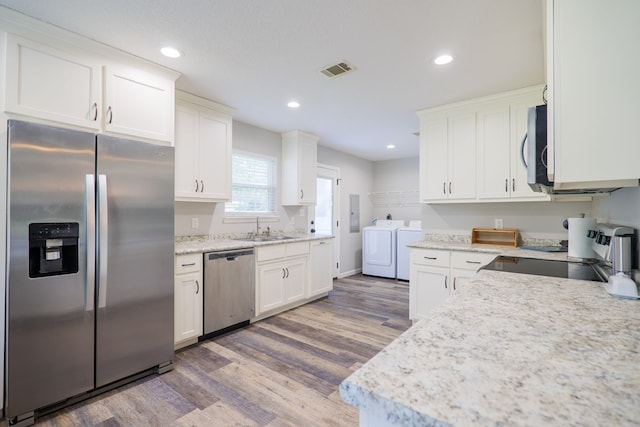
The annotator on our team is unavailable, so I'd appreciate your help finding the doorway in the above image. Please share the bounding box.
[315,164,340,278]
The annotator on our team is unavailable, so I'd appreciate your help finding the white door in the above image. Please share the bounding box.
[315,164,340,278]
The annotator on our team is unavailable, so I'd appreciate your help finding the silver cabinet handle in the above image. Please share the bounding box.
[505,178,508,192]
[319,241,327,245]
[98,174,109,309]
[449,182,452,194]
[92,102,98,121]
[282,268,286,279]
[443,182,446,194]
[300,189,304,199]
[106,106,113,124]
[466,260,481,264]
[453,277,456,291]
[444,276,448,289]
[200,180,204,192]
[512,178,515,192]
[424,256,437,260]
[195,179,199,192]
[285,268,290,278]
[195,280,200,294]
[181,262,196,267]
[85,174,96,312]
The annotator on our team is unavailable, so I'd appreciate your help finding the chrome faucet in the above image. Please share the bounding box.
[256,217,260,235]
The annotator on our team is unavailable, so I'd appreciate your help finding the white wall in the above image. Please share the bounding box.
[175,120,308,236]
[317,145,374,276]
[592,186,640,267]
[372,157,421,223]
[372,157,593,241]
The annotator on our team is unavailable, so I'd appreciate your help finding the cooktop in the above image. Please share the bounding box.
[481,256,606,282]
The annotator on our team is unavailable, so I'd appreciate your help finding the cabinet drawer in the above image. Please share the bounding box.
[175,254,202,275]
[286,241,310,258]
[410,249,449,268]
[257,245,287,263]
[450,251,496,271]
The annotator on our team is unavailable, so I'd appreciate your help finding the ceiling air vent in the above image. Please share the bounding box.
[320,61,355,78]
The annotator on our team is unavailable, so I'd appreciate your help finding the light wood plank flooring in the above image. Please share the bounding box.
[32,275,411,426]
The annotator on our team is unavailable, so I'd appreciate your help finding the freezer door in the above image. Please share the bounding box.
[6,120,96,418]
[95,135,174,387]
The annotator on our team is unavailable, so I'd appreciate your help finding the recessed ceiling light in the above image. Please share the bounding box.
[160,47,182,58]
[434,54,453,65]
[387,144,395,149]
[287,101,300,109]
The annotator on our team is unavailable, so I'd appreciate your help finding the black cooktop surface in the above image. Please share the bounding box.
[481,256,605,282]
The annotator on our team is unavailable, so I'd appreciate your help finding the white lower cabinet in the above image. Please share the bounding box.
[256,242,309,316]
[174,254,203,349]
[308,239,333,297]
[410,248,495,321]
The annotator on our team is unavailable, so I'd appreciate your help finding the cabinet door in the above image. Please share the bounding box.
[198,110,232,200]
[284,258,307,303]
[550,0,640,187]
[174,271,203,344]
[298,139,317,204]
[477,104,511,199]
[447,112,477,200]
[450,268,475,293]
[258,263,286,314]
[419,118,449,201]
[104,65,174,143]
[4,33,101,129]
[309,240,333,297]
[174,104,200,198]
[409,265,449,321]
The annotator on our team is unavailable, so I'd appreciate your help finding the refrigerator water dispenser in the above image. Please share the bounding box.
[28,222,79,277]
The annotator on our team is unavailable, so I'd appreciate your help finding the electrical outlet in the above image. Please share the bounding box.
[495,218,504,229]
[191,217,199,229]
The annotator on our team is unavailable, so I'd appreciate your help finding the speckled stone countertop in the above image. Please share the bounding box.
[407,240,572,262]
[339,270,640,426]
[175,233,333,254]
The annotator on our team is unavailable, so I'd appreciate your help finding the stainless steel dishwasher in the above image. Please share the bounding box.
[203,248,255,336]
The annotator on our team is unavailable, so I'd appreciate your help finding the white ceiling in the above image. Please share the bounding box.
[0,0,545,161]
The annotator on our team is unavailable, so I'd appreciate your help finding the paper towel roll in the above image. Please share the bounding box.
[568,217,596,259]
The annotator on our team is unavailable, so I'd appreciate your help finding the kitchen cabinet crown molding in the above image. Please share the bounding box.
[175,90,236,116]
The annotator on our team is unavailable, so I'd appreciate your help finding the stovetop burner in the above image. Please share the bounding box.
[481,256,607,282]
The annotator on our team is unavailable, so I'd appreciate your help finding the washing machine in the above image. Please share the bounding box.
[396,220,423,281]
[362,220,405,278]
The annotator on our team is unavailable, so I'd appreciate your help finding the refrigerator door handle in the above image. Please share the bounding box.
[98,174,109,308]
[86,174,96,312]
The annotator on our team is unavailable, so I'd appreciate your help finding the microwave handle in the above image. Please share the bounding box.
[520,130,529,168]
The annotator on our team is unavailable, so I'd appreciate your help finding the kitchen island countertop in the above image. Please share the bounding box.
[339,269,640,426]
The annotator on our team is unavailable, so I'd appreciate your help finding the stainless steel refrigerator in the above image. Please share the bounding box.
[5,120,174,424]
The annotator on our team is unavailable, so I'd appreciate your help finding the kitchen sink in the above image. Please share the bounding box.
[234,235,296,242]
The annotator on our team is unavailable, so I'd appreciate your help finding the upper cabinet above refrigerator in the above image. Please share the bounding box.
[546,0,640,191]
[1,14,179,144]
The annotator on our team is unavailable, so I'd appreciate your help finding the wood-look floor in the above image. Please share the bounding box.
[33,275,411,427]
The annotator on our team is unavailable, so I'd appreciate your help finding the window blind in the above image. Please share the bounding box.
[225,151,276,214]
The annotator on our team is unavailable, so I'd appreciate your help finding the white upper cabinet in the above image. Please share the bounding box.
[4,33,102,129]
[476,86,548,200]
[547,0,640,190]
[281,130,318,205]
[1,18,178,144]
[419,85,551,204]
[419,108,476,202]
[103,65,175,143]
[174,91,234,202]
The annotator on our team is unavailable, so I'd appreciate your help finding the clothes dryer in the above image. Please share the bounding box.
[362,220,405,278]
[397,220,423,281]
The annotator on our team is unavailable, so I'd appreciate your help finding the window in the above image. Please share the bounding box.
[225,151,277,215]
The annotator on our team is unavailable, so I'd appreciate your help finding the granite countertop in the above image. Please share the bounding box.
[175,233,333,254]
[339,270,640,426]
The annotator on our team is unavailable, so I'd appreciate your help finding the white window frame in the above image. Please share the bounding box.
[224,150,278,220]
